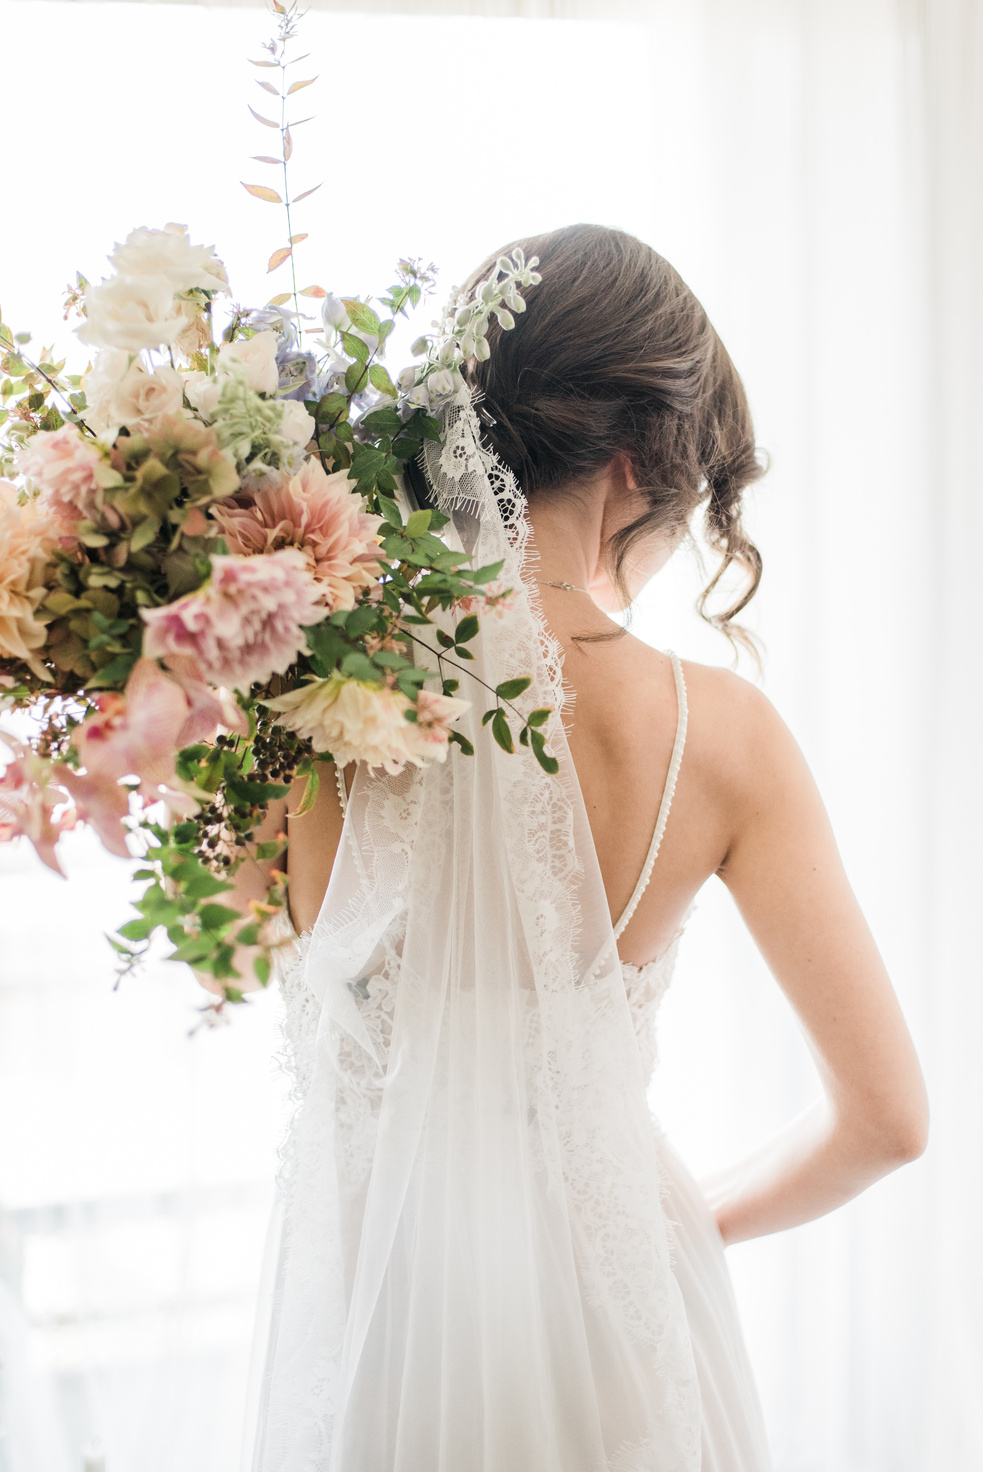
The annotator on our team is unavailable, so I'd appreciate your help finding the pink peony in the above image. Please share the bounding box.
[210,459,384,612]
[140,549,323,692]
[268,673,469,774]
[15,425,105,528]
[0,737,71,874]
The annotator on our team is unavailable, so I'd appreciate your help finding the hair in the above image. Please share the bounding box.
[454,223,766,648]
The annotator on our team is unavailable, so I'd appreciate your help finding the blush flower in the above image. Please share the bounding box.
[66,658,203,851]
[15,426,105,528]
[83,350,185,436]
[140,549,322,691]
[268,673,469,774]
[0,481,58,676]
[0,737,71,874]
[210,459,384,612]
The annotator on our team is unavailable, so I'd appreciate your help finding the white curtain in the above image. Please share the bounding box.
[0,2,979,1469]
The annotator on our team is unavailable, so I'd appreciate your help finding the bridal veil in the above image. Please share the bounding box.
[247,389,701,1472]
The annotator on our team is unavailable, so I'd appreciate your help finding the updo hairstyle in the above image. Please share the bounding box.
[459,223,766,645]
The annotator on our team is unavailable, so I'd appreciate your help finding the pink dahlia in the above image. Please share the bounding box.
[16,425,105,528]
[210,459,384,612]
[65,658,204,852]
[140,549,323,692]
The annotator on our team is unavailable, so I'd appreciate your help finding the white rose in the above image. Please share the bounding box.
[85,351,186,435]
[182,370,223,421]
[217,333,279,396]
[109,224,229,295]
[77,274,186,353]
[278,399,316,447]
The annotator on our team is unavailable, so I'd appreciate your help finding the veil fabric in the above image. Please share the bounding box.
[249,390,701,1472]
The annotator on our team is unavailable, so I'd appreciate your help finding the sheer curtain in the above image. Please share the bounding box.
[0,2,979,1469]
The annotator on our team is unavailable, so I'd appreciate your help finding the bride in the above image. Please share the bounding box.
[234,224,928,1471]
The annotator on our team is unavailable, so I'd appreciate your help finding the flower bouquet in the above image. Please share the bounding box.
[0,2,552,1012]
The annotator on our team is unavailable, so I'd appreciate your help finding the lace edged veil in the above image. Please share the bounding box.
[248,388,700,1472]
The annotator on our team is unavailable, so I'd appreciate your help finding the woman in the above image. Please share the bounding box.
[241,225,928,1471]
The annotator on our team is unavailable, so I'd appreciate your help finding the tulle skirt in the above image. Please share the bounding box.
[656,1137,772,1471]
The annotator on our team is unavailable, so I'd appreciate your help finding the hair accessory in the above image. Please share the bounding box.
[538,579,589,594]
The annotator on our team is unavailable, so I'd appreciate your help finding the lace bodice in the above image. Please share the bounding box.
[621,932,684,1086]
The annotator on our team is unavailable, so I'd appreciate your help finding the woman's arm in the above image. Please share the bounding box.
[192,759,347,994]
[704,677,928,1245]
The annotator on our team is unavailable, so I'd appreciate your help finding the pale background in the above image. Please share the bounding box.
[0,1,980,1469]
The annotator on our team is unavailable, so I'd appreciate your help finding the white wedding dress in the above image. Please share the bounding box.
[246,394,772,1472]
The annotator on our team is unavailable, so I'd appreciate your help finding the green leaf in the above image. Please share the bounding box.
[481,709,496,727]
[169,936,218,965]
[253,955,272,987]
[172,859,234,899]
[495,676,532,701]
[289,765,320,816]
[198,904,242,930]
[530,726,560,775]
[225,776,290,805]
[368,363,397,398]
[527,707,551,728]
[469,560,506,585]
[345,362,368,395]
[172,820,198,844]
[361,407,403,435]
[454,614,480,644]
[405,508,432,538]
[316,391,349,422]
[340,330,369,364]
[235,923,259,947]
[118,917,153,942]
[340,652,380,682]
[491,708,514,754]
[86,651,137,688]
[448,729,474,756]
[343,299,382,335]
[254,840,283,861]
[378,494,402,527]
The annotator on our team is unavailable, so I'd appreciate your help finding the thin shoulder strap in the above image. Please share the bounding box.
[613,651,688,942]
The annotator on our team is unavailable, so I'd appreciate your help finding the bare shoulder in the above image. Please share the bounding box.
[677,658,813,824]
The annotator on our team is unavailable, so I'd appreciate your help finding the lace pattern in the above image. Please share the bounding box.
[251,389,700,1472]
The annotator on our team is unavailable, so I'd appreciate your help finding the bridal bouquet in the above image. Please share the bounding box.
[0,3,551,1010]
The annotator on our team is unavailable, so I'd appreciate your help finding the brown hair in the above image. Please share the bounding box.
[458,223,766,646]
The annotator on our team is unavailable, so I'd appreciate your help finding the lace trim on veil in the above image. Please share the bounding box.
[253,389,700,1472]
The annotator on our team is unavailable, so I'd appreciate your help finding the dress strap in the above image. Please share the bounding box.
[612,651,688,941]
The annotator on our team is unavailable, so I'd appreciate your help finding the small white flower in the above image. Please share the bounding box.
[278,399,316,446]
[428,368,455,398]
[77,275,187,353]
[494,308,515,331]
[397,366,419,393]
[473,337,491,363]
[217,332,279,396]
[411,336,430,357]
[321,293,350,332]
[404,383,431,411]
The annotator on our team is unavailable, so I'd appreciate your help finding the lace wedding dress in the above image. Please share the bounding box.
[246,393,771,1472]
